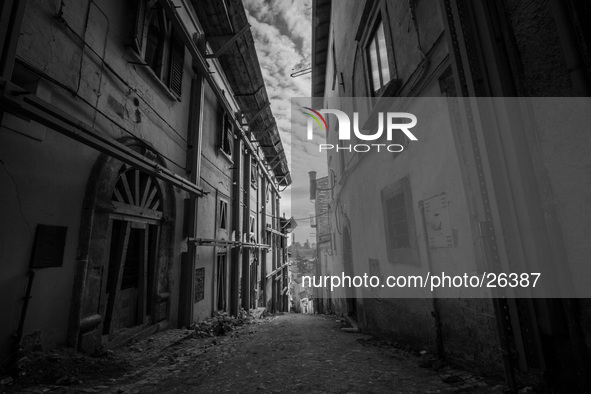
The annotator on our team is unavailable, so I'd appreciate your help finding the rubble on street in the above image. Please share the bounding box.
[0,313,511,393]
[0,309,273,393]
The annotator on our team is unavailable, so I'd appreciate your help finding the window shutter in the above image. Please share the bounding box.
[131,0,146,53]
[227,123,234,154]
[220,113,227,151]
[168,35,185,97]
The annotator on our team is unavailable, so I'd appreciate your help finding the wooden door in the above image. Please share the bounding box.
[103,220,156,339]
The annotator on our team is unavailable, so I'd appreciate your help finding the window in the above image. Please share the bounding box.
[381,178,418,264]
[131,0,185,98]
[145,9,165,76]
[251,164,258,188]
[385,192,410,248]
[249,215,256,242]
[367,19,391,94]
[218,199,228,229]
[220,112,234,157]
[331,41,338,91]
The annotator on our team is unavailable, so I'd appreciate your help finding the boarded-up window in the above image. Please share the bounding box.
[30,225,67,268]
[381,177,419,265]
[385,192,410,248]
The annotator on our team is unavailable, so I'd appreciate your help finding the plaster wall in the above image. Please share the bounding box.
[314,0,501,374]
[0,0,248,356]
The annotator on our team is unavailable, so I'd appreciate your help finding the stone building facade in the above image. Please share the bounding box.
[310,0,591,390]
[0,0,290,363]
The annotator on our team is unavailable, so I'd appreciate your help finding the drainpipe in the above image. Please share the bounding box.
[550,0,591,96]
[241,152,252,311]
[229,138,243,317]
[0,0,26,80]
[274,193,279,311]
[0,0,26,134]
[282,219,289,311]
[260,176,267,307]
[159,0,282,196]
[547,8,591,382]
[2,0,30,367]
[418,200,444,359]
[179,37,205,327]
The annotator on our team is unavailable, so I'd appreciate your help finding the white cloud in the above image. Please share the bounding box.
[243,0,322,243]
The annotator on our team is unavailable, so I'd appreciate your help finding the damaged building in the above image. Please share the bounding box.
[0,0,291,363]
[310,0,591,391]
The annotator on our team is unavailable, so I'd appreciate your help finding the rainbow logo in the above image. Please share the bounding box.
[302,107,328,131]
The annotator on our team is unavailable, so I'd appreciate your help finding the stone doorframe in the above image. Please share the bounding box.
[67,138,176,354]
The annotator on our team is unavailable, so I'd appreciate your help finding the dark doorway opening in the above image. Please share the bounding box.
[216,254,227,311]
[343,227,357,320]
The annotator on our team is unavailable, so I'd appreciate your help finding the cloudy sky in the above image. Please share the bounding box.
[243,0,327,245]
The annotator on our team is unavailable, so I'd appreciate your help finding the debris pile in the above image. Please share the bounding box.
[192,308,268,338]
[0,347,129,392]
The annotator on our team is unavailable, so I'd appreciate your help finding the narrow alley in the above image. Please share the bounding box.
[3,0,590,392]
[6,313,503,393]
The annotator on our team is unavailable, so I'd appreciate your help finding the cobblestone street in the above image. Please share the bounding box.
[4,313,505,393]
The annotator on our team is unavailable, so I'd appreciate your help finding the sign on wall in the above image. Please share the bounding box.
[424,193,455,248]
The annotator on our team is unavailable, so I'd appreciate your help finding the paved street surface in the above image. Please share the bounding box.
[5,313,504,393]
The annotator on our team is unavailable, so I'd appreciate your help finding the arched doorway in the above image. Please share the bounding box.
[71,139,175,352]
[101,166,163,338]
